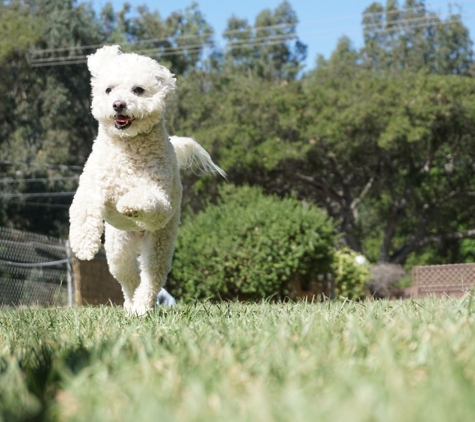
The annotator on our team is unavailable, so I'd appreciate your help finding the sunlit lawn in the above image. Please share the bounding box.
[1,297,475,421]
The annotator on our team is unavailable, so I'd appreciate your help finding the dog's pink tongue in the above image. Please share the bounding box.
[116,115,131,124]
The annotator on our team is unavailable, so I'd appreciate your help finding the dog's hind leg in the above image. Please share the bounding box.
[104,223,141,313]
[132,213,180,316]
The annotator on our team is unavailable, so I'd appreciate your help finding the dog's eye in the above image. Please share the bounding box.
[105,87,112,94]
[133,86,145,95]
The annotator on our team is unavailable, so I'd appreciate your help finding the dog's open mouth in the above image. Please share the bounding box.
[114,114,134,130]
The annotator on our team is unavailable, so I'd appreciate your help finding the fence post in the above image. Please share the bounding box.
[65,240,74,307]
[329,273,335,300]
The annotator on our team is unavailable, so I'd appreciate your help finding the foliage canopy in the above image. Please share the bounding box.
[1,0,474,267]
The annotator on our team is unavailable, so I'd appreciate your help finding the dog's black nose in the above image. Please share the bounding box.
[113,100,126,112]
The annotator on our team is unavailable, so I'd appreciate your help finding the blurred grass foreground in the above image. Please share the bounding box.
[1,298,475,421]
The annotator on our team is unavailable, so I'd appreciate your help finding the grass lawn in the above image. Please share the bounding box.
[1,297,475,421]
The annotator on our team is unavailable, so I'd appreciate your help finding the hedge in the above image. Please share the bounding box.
[167,185,336,302]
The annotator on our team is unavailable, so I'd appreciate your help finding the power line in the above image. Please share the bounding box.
[30,0,468,57]
[283,13,474,42]
[29,24,299,57]
[0,192,76,199]
[4,201,70,209]
[0,176,79,184]
[363,13,474,35]
[31,41,216,64]
[30,34,215,56]
[362,8,472,30]
[295,10,473,39]
[31,58,93,67]
[29,5,473,66]
[31,32,298,66]
[0,161,83,170]
[29,12,474,68]
[30,35,301,67]
[135,32,296,55]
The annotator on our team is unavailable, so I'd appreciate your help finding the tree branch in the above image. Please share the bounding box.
[379,185,414,262]
[391,229,475,264]
[294,173,342,203]
[434,189,461,207]
[350,177,374,216]
[416,229,475,249]
[295,172,362,252]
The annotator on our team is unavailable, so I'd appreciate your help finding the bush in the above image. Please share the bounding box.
[168,185,336,302]
[367,263,407,298]
[332,248,371,300]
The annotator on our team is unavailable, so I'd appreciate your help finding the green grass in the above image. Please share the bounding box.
[1,298,475,421]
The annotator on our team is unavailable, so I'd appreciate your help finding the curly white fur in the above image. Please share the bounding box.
[69,45,225,316]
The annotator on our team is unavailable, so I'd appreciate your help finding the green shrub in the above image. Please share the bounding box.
[332,248,371,299]
[168,185,336,302]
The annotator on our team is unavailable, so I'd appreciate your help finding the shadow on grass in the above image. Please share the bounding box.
[17,344,92,422]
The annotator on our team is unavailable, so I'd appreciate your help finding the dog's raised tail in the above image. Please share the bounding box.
[170,136,226,178]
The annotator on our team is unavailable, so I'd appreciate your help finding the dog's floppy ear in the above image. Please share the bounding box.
[155,67,177,99]
[87,45,122,77]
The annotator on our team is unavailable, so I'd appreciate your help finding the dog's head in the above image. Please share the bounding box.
[88,45,176,138]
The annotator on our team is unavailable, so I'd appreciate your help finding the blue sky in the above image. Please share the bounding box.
[89,0,475,71]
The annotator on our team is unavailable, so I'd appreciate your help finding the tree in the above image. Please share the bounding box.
[172,71,307,182]
[175,67,475,265]
[0,0,103,236]
[299,71,475,264]
[0,0,43,61]
[2,0,474,270]
[294,0,475,264]
[99,2,214,74]
[0,0,43,142]
[222,1,307,80]
[360,0,473,74]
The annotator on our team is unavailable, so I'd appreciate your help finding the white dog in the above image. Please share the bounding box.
[69,45,225,315]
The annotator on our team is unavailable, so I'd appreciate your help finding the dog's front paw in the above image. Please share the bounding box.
[131,303,154,317]
[69,222,102,261]
[117,195,143,219]
[70,233,100,260]
[73,246,97,261]
[123,299,134,316]
[120,206,140,219]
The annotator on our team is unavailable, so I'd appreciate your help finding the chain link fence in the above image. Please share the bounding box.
[0,227,73,307]
[0,227,170,308]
